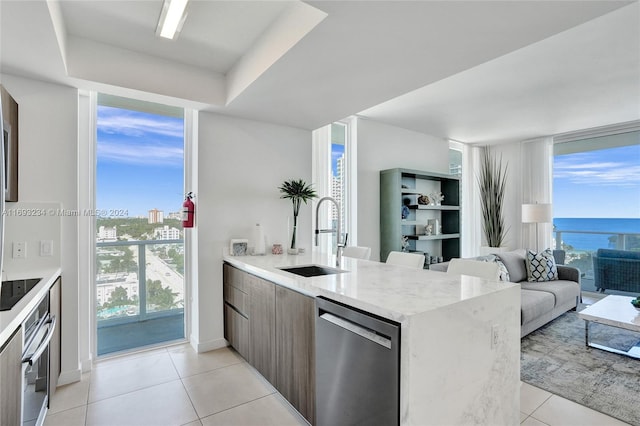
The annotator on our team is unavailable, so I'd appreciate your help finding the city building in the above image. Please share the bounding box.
[148,208,164,224]
[97,226,117,242]
[96,273,139,311]
[154,225,181,240]
[331,154,346,235]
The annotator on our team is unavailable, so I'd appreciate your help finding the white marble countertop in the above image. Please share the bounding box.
[0,267,62,347]
[223,251,517,323]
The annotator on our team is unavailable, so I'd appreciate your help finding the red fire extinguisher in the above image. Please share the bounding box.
[182,192,195,228]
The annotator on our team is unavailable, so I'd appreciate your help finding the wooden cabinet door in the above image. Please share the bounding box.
[0,327,22,426]
[224,303,249,359]
[275,286,315,424]
[248,275,276,386]
[49,277,62,399]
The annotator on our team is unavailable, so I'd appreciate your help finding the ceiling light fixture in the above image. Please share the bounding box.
[156,0,189,40]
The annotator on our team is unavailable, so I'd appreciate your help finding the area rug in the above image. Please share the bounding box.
[521,309,640,425]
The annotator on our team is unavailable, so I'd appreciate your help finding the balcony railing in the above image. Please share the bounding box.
[553,229,639,292]
[96,239,184,354]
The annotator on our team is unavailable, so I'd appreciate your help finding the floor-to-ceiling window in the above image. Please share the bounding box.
[313,118,357,253]
[553,127,640,293]
[95,94,186,356]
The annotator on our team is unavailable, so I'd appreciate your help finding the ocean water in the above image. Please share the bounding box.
[553,218,640,251]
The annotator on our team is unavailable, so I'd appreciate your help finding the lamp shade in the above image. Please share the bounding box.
[522,203,552,224]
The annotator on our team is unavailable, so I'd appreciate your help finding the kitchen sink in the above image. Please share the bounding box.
[278,265,347,278]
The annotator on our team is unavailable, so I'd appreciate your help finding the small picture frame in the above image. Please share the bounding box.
[230,239,248,256]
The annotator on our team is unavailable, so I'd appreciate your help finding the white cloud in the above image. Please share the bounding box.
[97,106,183,139]
[97,141,183,167]
[554,158,640,187]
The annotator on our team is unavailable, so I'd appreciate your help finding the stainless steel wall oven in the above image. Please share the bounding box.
[22,292,56,426]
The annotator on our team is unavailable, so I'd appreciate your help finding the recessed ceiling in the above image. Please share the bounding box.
[1,0,637,143]
[59,0,291,74]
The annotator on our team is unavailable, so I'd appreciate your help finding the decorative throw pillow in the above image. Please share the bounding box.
[475,254,511,282]
[526,249,558,282]
[494,258,511,282]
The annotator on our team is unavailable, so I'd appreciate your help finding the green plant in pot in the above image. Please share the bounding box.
[278,179,317,254]
[477,147,509,251]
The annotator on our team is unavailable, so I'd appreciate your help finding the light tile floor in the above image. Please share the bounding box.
[45,343,629,426]
[44,344,307,426]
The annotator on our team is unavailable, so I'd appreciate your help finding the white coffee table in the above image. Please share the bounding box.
[578,295,640,359]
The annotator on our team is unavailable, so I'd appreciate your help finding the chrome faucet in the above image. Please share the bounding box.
[315,196,346,267]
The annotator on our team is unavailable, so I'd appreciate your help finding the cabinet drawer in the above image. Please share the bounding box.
[224,303,249,359]
[223,283,248,316]
[223,264,248,293]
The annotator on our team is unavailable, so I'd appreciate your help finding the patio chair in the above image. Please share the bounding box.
[593,248,640,293]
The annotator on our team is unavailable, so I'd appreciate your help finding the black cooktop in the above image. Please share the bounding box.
[0,278,42,311]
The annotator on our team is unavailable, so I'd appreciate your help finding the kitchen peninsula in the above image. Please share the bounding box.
[222,252,520,425]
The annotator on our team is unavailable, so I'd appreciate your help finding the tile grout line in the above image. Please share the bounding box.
[169,349,204,423]
[197,392,279,423]
[526,392,554,425]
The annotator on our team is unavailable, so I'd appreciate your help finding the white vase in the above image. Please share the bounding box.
[479,246,509,256]
[253,223,265,255]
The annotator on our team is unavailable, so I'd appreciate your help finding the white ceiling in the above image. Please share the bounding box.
[1,0,638,144]
[60,0,291,74]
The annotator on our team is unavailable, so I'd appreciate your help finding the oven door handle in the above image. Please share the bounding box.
[22,315,56,366]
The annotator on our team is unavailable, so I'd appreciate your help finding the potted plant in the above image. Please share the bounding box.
[477,147,509,253]
[278,179,317,254]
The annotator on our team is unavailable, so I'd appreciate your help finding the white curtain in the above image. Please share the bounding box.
[461,143,483,257]
[520,137,554,251]
[312,125,332,253]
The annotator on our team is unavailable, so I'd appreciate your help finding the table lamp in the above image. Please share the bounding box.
[522,203,552,251]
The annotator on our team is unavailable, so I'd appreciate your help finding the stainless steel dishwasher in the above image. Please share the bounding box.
[315,296,400,426]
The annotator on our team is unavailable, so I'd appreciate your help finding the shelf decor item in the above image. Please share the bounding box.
[477,147,508,249]
[278,179,317,255]
[429,192,444,206]
[230,239,248,256]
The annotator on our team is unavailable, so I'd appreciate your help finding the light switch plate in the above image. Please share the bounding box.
[13,242,26,259]
[40,240,53,257]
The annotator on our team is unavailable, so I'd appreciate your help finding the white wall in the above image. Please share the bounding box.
[194,112,311,351]
[0,75,81,382]
[356,119,450,261]
[3,201,61,276]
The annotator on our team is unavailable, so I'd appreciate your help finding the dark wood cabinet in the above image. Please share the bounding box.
[275,285,315,424]
[223,263,316,424]
[0,327,22,425]
[247,274,276,386]
[49,277,62,399]
[223,304,249,359]
[223,264,249,359]
[1,84,18,202]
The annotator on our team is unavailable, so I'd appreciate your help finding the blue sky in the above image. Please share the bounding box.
[553,144,640,218]
[97,106,184,217]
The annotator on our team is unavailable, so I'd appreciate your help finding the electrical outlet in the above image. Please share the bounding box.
[492,324,500,349]
[13,242,26,259]
[40,240,54,257]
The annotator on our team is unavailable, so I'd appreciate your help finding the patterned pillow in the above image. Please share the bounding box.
[475,254,511,282]
[526,249,558,282]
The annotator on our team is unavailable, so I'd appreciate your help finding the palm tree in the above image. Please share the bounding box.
[278,179,317,251]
